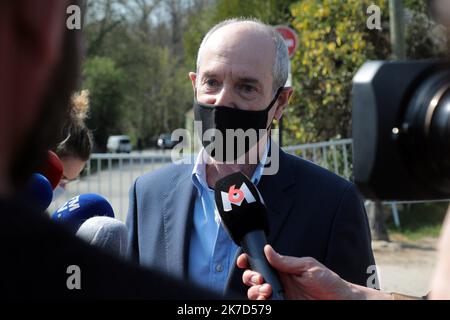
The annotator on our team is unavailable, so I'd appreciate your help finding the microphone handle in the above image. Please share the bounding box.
[241,230,285,300]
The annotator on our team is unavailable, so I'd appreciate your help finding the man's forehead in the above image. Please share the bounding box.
[198,26,274,83]
[203,24,275,58]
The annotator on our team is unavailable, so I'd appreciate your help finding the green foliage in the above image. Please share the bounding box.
[285,0,390,144]
[117,42,192,146]
[82,57,125,151]
[82,0,194,149]
[403,0,448,59]
[284,0,447,145]
[212,0,293,24]
[404,0,428,13]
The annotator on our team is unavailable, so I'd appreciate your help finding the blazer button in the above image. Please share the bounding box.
[215,263,223,272]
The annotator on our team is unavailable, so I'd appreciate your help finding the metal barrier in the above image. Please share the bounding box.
[283,139,405,226]
[284,139,353,180]
[48,151,173,222]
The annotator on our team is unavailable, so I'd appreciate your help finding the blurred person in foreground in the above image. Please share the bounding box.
[0,0,217,299]
[238,205,450,300]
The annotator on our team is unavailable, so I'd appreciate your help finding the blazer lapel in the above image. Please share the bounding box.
[258,148,296,244]
[162,165,196,279]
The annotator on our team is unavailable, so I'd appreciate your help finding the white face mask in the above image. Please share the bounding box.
[53,185,66,201]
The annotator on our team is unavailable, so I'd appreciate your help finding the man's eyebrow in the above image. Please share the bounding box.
[201,73,260,84]
[237,77,260,84]
[201,72,218,79]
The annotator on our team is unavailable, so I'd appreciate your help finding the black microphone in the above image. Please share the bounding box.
[214,171,285,300]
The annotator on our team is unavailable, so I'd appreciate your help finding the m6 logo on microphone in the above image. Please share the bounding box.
[221,183,256,212]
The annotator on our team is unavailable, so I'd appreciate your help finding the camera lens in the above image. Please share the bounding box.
[402,68,450,193]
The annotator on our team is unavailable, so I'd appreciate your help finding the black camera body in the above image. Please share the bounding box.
[352,60,450,201]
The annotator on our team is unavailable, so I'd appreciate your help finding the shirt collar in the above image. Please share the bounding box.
[191,140,271,194]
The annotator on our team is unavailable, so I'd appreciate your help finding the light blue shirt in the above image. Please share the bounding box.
[188,142,269,294]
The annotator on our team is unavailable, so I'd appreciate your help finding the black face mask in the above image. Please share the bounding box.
[194,87,283,162]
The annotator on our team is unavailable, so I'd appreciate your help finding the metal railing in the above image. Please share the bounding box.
[48,151,173,222]
[284,139,353,180]
[284,139,409,226]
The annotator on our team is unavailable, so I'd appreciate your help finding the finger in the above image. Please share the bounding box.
[237,253,249,269]
[248,284,272,300]
[243,269,264,286]
[264,245,319,275]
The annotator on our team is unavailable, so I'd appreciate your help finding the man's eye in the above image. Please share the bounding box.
[240,84,256,93]
[206,79,219,87]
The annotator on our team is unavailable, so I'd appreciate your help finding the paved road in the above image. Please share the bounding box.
[373,238,437,297]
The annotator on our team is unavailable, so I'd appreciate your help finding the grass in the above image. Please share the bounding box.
[386,202,449,241]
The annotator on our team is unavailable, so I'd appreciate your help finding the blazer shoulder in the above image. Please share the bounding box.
[134,162,193,193]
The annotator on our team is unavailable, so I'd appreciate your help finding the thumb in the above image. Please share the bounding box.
[264,245,312,275]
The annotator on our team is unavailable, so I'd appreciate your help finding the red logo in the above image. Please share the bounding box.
[228,185,244,204]
[221,182,256,212]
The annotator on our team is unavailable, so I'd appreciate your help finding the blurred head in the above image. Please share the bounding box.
[56,90,92,161]
[55,89,92,186]
[0,0,82,194]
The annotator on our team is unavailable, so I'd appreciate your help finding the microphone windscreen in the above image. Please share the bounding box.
[39,150,63,189]
[22,173,53,212]
[51,193,114,233]
[214,171,269,245]
[76,216,128,258]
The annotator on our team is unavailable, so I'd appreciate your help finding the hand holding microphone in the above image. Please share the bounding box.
[214,172,285,300]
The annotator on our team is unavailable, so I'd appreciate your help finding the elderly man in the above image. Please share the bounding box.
[127,18,376,297]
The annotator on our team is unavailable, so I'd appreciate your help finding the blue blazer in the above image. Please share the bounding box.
[126,148,375,297]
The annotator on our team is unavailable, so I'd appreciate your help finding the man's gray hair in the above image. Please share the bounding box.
[196,18,290,92]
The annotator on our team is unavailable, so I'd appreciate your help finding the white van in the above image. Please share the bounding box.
[107,135,132,153]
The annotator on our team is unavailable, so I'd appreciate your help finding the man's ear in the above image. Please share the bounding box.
[189,72,197,93]
[274,87,293,121]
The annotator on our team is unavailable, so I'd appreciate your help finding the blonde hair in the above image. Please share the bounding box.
[70,89,90,125]
[55,90,93,161]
